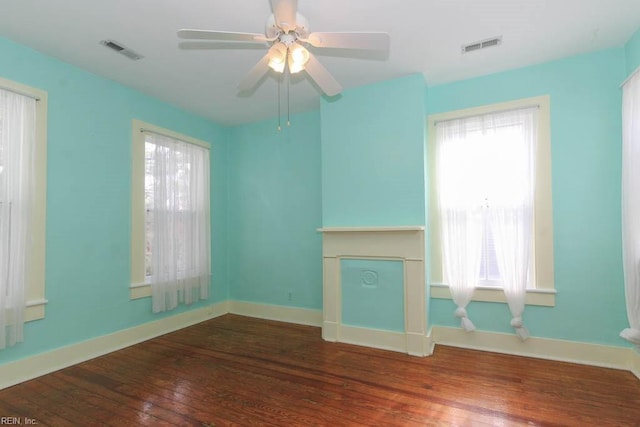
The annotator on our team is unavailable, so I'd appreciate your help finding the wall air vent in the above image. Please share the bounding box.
[461,36,502,54]
[100,40,144,61]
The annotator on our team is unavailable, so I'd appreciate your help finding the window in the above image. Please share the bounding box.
[428,96,555,306]
[0,77,47,348]
[130,120,211,309]
[144,141,154,278]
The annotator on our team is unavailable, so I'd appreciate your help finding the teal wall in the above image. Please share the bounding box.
[320,73,427,227]
[625,28,640,76]
[0,36,228,364]
[427,48,628,346]
[226,111,323,309]
[2,25,638,366]
[319,73,427,333]
[341,259,405,332]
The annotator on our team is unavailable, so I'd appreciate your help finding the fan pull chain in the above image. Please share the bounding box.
[287,75,291,127]
[277,76,281,132]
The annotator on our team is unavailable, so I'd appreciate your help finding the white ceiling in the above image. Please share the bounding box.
[1,0,639,125]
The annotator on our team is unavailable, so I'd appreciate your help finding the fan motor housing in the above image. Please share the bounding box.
[266,13,309,39]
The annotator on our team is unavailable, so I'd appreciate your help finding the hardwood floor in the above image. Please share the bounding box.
[1,314,638,426]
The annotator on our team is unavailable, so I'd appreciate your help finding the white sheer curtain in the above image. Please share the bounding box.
[436,122,484,331]
[621,70,640,347]
[0,89,36,349]
[147,132,210,313]
[486,109,538,341]
[436,108,537,335]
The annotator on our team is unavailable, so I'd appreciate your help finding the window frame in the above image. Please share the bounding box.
[129,119,210,299]
[427,95,556,307]
[0,76,48,321]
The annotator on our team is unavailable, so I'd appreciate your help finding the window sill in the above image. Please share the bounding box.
[130,282,151,300]
[430,283,556,307]
[26,299,48,321]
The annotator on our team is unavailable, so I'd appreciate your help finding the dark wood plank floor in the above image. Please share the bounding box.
[1,314,639,426]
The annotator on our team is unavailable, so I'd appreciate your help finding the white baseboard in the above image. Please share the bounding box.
[320,325,433,357]
[339,325,407,353]
[229,303,433,356]
[322,320,339,342]
[228,300,322,327]
[407,332,431,357]
[432,326,635,372]
[0,301,229,390]
[631,347,640,380]
[3,301,638,390]
[426,330,436,355]
[230,303,635,372]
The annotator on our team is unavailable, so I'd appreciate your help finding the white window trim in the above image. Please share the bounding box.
[129,119,210,300]
[0,76,48,321]
[427,95,555,307]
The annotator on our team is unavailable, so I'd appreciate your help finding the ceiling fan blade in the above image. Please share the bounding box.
[304,52,342,97]
[270,0,298,33]
[179,41,267,50]
[178,29,267,43]
[306,32,390,51]
[237,54,271,92]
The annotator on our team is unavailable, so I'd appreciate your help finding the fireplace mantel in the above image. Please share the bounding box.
[318,226,429,356]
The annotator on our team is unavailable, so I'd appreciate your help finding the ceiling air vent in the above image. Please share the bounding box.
[100,40,144,61]
[461,36,502,54]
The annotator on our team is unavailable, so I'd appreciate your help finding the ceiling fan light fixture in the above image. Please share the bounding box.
[288,43,309,74]
[267,42,287,72]
[269,57,286,73]
[287,55,304,74]
[178,0,389,97]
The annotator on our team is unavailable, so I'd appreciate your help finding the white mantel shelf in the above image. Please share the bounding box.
[317,226,425,232]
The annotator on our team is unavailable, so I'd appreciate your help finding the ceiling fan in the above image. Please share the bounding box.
[178,0,390,97]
